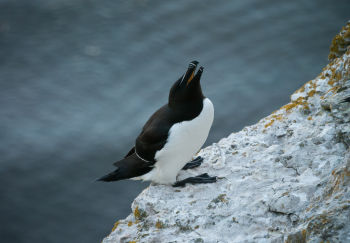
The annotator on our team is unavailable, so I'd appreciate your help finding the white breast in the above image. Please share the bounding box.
[138,98,214,184]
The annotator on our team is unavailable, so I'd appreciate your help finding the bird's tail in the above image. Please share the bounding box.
[97,153,153,182]
[96,168,121,182]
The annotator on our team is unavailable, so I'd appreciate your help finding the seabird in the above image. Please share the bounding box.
[98,61,216,187]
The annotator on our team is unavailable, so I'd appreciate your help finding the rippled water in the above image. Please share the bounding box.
[0,0,349,242]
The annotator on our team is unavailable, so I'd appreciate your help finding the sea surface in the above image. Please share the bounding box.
[0,0,349,242]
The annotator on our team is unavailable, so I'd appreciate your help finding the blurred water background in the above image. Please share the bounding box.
[0,0,349,242]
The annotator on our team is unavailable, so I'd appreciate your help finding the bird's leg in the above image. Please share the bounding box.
[182,156,203,170]
[173,173,217,187]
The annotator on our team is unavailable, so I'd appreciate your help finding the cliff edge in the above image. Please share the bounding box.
[103,22,350,243]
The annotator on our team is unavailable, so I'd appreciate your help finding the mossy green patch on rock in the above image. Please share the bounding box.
[133,206,148,221]
[175,221,193,232]
[213,194,228,203]
[208,194,229,209]
[285,229,307,243]
[155,220,165,229]
[136,220,151,232]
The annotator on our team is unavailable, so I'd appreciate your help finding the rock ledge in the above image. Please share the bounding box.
[103,22,350,243]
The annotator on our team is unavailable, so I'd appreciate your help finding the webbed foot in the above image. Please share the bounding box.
[182,156,203,170]
[173,173,217,187]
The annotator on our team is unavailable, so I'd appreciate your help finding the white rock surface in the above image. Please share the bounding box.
[103,23,350,243]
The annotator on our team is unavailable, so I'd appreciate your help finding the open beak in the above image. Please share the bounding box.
[181,61,203,86]
[186,62,197,85]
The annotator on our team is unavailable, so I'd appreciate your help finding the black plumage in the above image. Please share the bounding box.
[98,61,217,186]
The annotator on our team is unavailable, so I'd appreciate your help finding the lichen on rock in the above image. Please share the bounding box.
[102,22,350,243]
[329,20,350,61]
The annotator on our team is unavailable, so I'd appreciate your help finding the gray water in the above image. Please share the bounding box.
[0,0,349,242]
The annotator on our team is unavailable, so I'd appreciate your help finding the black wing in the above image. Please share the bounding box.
[135,105,174,162]
[133,100,202,163]
[106,153,154,181]
[124,147,135,158]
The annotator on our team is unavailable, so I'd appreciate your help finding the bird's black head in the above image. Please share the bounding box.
[168,61,204,108]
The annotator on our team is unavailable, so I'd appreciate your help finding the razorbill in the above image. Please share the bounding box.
[98,61,216,187]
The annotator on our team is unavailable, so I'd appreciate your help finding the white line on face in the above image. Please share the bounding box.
[180,74,185,86]
[180,63,196,86]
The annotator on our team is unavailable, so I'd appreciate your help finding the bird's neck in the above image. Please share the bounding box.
[168,98,204,117]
